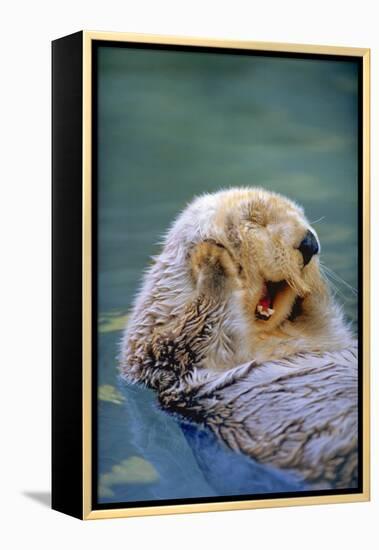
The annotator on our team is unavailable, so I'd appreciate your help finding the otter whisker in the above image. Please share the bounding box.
[320,264,358,296]
[309,215,326,225]
[320,267,349,301]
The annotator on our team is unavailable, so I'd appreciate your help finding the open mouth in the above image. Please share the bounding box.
[255,281,288,321]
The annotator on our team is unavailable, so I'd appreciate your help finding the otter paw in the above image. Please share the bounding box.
[190,240,241,296]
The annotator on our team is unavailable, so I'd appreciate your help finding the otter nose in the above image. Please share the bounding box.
[298,230,319,266]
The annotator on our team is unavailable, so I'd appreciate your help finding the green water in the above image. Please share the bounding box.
[96,45,359,504]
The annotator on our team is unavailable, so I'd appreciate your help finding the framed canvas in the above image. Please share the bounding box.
[52,31,370,520]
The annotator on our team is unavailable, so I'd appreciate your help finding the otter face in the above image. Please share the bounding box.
[216,189,324,332]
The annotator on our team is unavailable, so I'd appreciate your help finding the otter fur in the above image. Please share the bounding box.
[120,188,358,489]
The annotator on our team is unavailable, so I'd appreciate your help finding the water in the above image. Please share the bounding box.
[96,45,359,504]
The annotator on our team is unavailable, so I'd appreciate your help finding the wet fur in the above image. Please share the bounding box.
[121,188,353,378]
[120,188,357,488]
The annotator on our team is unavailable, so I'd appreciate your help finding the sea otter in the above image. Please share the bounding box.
[120,188,357,489]
[121,187,353,385]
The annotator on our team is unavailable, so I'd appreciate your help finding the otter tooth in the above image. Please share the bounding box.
[257,305,275,318]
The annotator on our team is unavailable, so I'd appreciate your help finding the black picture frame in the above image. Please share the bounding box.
[52,31,370,520]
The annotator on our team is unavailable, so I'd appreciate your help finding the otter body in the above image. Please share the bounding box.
[119,188,357,488]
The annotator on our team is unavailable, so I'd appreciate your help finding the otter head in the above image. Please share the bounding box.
[210,188,327,333]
